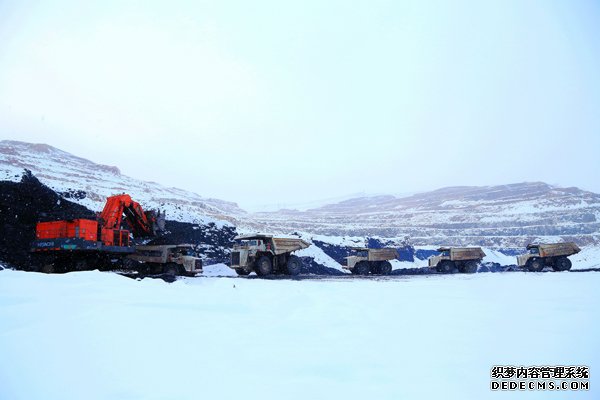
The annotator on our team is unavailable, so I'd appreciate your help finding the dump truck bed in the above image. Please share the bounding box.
[128,244,193,264]
[530,242,581,258]
[272,238,310,255]
[367,248,398,261]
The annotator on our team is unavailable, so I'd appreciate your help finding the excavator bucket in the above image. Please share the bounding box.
[148,210,166,235]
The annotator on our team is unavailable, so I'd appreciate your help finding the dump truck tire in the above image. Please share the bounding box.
[255,256,273,276]
[148,263,163,275]
[354,261,370,275]
[437,260,454,274]
[526,258,544,272]
[552,257,572,271]
[285,255,302,276]
[461,260,478,274]
[235,268,251,276]
[96,256,113,271]
[379,261,392,275]
[164,263,180,277]
[369,262,381,274]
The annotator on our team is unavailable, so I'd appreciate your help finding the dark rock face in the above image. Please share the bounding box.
[0,170,94,268]
[415,249,438,260]
[397,247,415,262]
[61,189,87,200]
[366,237,383,249]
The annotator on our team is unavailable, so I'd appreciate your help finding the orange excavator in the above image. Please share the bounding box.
[31,194,165,272]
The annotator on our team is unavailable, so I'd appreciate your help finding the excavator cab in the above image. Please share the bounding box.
[101,228,130,247]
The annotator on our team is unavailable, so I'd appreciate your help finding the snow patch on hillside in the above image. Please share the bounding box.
[0,141,241,227]
[571,246,600,270]
[0,165,27,183]
[482,248,516,265]
[302,233,366,247]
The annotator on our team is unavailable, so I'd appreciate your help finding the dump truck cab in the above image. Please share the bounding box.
[517,242,580,272]
[128,244,203,276]
[230,234,309,276]
[231,237,269,269]
[344,247,397,275]
[428,247,485,274]
[516,244,543,267]
[428,248,450,268]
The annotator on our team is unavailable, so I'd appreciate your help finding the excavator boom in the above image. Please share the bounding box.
[99,194,163,238]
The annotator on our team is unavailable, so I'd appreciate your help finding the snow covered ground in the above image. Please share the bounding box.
[0,269,597,400]
[201,262,237,277]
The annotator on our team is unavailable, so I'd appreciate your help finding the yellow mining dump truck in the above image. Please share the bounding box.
[517,242,580,272]
[230,234,310,276]
[344,247,398,275]
[128,244,203,276]
[428,247,486,274]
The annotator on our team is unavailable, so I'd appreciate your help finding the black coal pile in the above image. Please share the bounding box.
[414,248,438,261]
[389,266,434,275]
[479,262,512,273]
[147,220,238,265]
[0,170,95,268]
[299,257,345,275]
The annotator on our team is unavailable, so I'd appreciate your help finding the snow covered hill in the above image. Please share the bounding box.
[0,140,245,226]
[254,183,600,247]
[2,140,600,250]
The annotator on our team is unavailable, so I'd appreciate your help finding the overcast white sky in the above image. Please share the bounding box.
[1,0,599,210]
